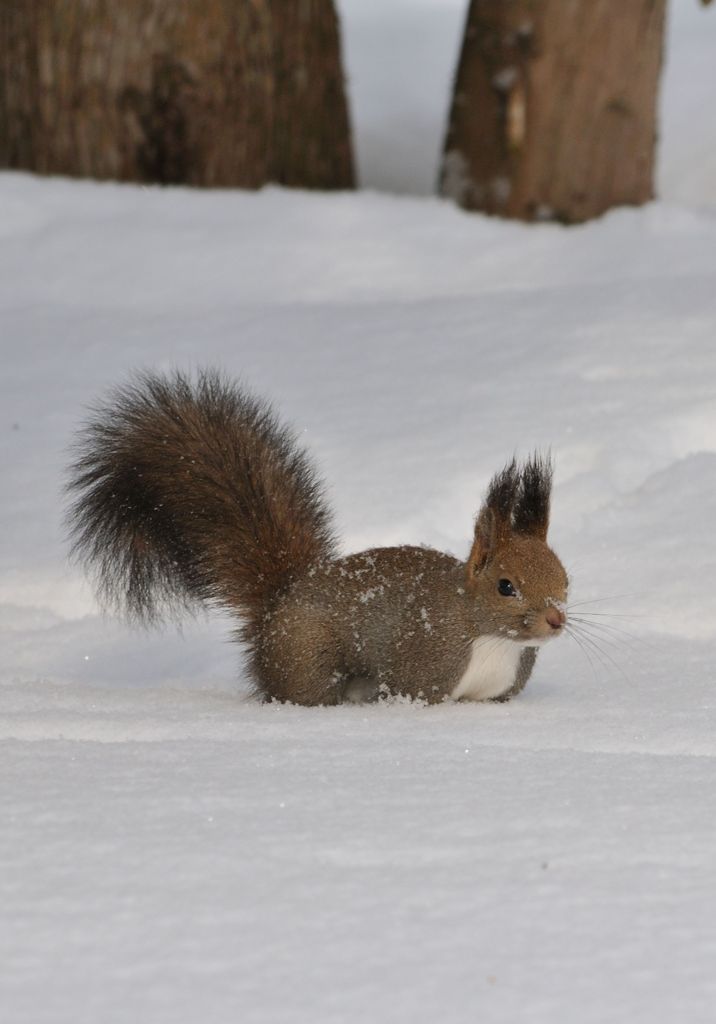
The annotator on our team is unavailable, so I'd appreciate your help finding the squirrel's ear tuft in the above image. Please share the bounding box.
[479,458,520,549]
[467,507,498,579]
[485,458,520,528]
[513,453,552,540]
[467,460,519,579]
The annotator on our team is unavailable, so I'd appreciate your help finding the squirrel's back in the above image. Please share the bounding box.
[66,370,336,635]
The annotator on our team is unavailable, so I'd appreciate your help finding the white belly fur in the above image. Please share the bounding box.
[451,635,524,702]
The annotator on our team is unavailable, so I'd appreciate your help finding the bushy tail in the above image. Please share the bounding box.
[66,369,336,631]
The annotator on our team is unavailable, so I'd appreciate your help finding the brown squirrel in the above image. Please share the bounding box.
[67,370,568,705]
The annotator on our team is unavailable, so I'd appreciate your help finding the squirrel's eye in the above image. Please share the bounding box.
[497,578,516,597]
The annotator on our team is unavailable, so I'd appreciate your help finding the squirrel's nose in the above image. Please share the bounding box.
[545,607,566,630]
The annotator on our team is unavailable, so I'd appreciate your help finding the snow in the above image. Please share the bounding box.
[3,2,716,1021]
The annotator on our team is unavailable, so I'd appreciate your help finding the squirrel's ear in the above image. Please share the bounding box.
[467,507,498,579]
[513,454,552,541]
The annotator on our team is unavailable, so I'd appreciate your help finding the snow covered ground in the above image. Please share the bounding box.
[3,3,716,1022]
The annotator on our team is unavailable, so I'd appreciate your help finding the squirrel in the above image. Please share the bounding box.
[66,369,568,705]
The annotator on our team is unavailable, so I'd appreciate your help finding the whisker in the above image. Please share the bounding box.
[567,623,622,682]
[566,626,618,679]
[567,593,639,609]
[569,620,638,651]
[568,616,651,651]
[570,623,643,665]
[568,618,623,649]
[564,624,600,682]
[567,623,631,683]
[569,610,647,621]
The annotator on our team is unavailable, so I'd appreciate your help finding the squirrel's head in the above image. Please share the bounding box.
[466,456,568,645]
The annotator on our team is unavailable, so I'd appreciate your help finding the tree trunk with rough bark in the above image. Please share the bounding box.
[439,0,667,223]
[0,0,354,189]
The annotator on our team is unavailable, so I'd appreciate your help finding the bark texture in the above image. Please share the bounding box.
[439,0,667,223]
[0,0,354,189]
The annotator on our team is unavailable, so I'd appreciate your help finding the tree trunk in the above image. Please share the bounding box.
[439,0,667,223]
[0,0,354,190]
